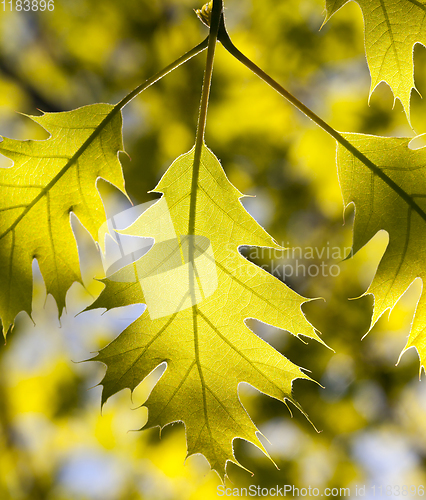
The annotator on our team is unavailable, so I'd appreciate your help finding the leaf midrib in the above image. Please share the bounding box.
[0,106,121,242]
[0,37,210,245]
[375,0,401,80]
[341,135,426,224]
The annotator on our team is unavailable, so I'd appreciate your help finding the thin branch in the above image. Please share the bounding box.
[116,37,209,110]
[0,37,209,242]
[217,16,426,223]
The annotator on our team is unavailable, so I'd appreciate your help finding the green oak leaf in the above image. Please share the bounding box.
[0,104,126,336]
[89,144,325,478]
[336,133,426,369]
[325,0,426,119]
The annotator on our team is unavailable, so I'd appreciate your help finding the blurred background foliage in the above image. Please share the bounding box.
[1,0,426,498]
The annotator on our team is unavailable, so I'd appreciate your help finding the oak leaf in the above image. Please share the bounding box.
[89,144,325,478]
[325,0,426,118]
[0,104,126,335]
[337,132,426,369]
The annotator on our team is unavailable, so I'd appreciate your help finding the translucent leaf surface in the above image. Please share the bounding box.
[0,104,126,335]
[89,144,325,478]
[325,0,426,118]
[337,133,426,369]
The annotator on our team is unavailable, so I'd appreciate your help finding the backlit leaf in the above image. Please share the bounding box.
[0,104,126,335]
[89,144,325,478]
[325,0,426,118]
[336,132,426,369]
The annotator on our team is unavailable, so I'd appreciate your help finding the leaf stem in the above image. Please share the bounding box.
[217,17,426,223]
[116,37,209,111]
[0,38,209,243]
[189,0,223,238]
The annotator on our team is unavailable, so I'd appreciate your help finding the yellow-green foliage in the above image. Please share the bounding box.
[90,145,325,478]
[337,133,426,368]
[326,0,426,118]
[0,105,126,335]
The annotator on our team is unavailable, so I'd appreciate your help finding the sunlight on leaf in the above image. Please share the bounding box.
[336,133,426,370]
[0,104,126,336]
[325,0,426,119]
[88,144,326,478]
